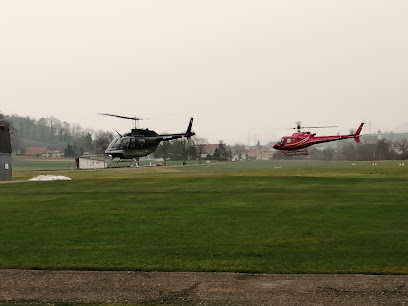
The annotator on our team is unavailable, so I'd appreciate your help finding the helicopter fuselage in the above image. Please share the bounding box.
[273,132,355,150]
[105,134,162,159]
[104,118,195,160]
[273,123,364,156]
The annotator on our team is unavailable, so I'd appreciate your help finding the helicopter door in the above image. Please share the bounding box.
[129,138,136,149]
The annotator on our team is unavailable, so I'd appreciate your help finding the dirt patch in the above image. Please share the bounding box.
[1,270,407,305]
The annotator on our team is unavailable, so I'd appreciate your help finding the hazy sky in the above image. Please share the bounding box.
[1,1,407,144]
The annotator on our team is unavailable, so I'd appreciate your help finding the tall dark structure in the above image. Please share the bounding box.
[0,126,12,181]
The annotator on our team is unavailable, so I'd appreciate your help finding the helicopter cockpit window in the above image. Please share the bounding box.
[280,138,286,144]
[108,137,121,149]
[129,138,136,149]
[120,137,130,149]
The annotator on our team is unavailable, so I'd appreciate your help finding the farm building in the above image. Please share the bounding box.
[245,149,274,160]
[22,147,64,158]
[77,157,107,169]
[0,126,12,181]
[41,149,64,158]
[196,144,219,158]
[196,143,231,159]
[22,146,48,156]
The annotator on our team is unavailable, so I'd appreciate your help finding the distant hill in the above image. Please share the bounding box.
[20,138,58,148]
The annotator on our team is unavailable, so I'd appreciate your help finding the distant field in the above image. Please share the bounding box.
[12,157,76,171]
[1,160,407,274]
[10,156,407,172]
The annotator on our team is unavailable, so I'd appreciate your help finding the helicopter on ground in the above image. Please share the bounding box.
[273,122,364,156]
[100,113,195,165]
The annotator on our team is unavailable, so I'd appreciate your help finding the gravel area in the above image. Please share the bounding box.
[1,269,408,305]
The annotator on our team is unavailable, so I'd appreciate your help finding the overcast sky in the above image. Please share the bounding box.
[1,1,407,144]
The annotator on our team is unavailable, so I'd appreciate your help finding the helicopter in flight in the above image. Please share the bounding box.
[273,122,364,156]
[100,113,195,165]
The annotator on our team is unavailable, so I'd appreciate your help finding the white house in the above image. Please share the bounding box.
[41,149,65,158]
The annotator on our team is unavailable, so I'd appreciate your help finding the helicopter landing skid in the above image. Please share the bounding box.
[115,157,140,167]
[282,148,309,156]
[131,158,139,167]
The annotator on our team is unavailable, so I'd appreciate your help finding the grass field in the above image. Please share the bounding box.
[11,157,77,172]
[1,160,408,274]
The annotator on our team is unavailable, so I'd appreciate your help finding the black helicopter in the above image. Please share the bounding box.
[100,113,195,165]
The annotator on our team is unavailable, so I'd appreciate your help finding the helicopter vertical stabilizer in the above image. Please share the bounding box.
[353,123,364,143]
[187,118,194,135]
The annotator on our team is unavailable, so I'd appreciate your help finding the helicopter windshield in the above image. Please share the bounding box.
[107,137,121,149]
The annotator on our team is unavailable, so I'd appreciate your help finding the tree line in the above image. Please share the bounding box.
[2,112,407,161]
[153,139,231,164]
[1,112,114,157]
[0,112,216,161]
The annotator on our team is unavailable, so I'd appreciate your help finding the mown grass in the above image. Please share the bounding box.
[12,158,76,171]
[1,160,408,274]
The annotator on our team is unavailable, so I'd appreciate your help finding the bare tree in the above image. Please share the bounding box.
[394,138,408,159]
[48,116,61,138]
[155,141,170,166]
[375,139,392,160]
[94,130,114,154]
[70,123,83,140]
[0,112,12,129]
[194,137,208,164]
[231,143,246,160]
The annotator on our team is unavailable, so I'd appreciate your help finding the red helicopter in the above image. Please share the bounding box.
[273,122,364,156]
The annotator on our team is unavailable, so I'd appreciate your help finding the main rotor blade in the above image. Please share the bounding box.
[302,126,338,129]
[99,113,143,121]
[291,125,338,129]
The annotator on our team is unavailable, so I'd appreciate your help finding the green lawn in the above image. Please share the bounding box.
[1,160,407,274]
[11,158,76,171]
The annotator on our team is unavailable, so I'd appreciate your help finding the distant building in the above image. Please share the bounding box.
[22,147,64,158]
[0,126,12,181]
[22,146,48,156]
[41,149,64,158]
[77,157,107,169]
[377,129,382,140]
[245,149,274,160]
[196,143,232,160]
[196,144,221,158]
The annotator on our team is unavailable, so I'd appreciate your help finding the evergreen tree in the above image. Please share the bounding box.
[64,144,75,157]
